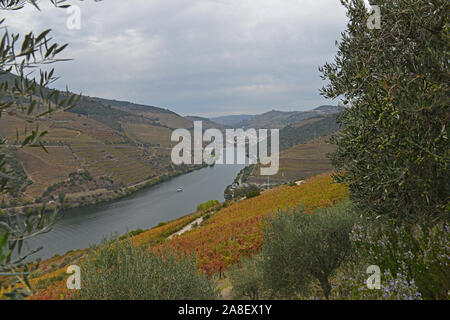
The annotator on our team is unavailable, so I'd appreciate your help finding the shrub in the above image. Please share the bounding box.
[73,238,218,300]
[331,262,422,300]
[261,200,359,298]
[351,219,449,299]
[245,190,260,199]
[119,228,146,240]
[58,192,66,204]
[197,200,220,212]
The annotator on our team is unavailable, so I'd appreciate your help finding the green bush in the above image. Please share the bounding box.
[58,192,66,204]
[261,200,359,298]
[351,219,449,299]
[197,200,219,212]
[225,184,260,201]
[155,222,167,228]
[330,262,422,300]
[245,190,260,199]
[119,228,146,240]
[73,238,218,300]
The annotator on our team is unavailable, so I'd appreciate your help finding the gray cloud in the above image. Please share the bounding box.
[2,0,347,116]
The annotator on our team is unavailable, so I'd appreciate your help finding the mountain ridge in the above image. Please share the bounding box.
[232,105,340,129]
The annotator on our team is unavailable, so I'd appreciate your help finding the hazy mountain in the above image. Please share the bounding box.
[234,105,340,129]
[0,73,203,207]
[209,114,255,126]
[185,116,229,131]
[279,114,340,151]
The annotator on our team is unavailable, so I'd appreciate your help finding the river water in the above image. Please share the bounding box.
[24,162,245,260]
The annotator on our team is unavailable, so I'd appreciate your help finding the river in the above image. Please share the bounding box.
[24,161,245,260]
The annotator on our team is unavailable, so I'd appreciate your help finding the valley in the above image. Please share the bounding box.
[0,0,446,303]
[0,73,340,213]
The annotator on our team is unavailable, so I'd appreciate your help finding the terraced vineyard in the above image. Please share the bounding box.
[160,173,347,276]
[50,112,126,144]
[19,172,347,300]
[248,140,336,184]
[0,96,194,205]
[71,144,158,186]
[121,122,174,147]
[0,114,52,143]
[15,146,81,198]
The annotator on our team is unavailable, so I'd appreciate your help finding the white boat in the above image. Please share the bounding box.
[176,187,183,192]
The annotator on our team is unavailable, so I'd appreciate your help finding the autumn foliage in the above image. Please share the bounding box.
[158,173,348,276]
[24,173,347,299]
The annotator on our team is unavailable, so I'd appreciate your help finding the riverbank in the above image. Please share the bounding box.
[10,173,346,300]
[15,160,245,261]
[18,199,226,291]
[0,164,208,216]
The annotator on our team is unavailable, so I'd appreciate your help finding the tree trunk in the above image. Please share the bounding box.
[319,276,331,299]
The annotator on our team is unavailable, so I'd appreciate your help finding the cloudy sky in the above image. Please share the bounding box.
[2,0,348,117]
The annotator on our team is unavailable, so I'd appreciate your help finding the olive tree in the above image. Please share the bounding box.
[73,238,218,300]
[228,254,266,300]
[261,201,359,299]
[320,0,449,222]
[0,0,80,298]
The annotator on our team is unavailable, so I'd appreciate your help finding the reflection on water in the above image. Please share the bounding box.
[25,162,245,260]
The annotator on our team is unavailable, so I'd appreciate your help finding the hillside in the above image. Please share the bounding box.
[210,114,255,126]
[237,115,340,185]
[234,105,340,129]
[158,173,347,276]
[248,136,336,185]
[0,110,198,209]
[0,72,339,212]
[20,173,348,299]
[185,116,229,131]
[279,114,340,151]
[0,74,201,210]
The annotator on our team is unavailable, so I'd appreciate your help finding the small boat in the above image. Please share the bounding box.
[176,187,183,192]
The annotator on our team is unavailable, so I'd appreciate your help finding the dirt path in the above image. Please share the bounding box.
[168,217,204,239]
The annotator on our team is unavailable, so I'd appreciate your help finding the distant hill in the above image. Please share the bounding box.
[247,141,336,185]
[91,97,175,115]
[234,105,340,129]
[91,97,194,130]
[279,114,340,151]
[71,96,193,131]
[209,114,255,126]
[0,72,340,209]
[0,72,193,131]
[246,114,340,185]
[185,116,229,131]
[0,73,202,208]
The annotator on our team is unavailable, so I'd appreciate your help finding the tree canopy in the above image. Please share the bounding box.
[0,0,80,298]
[321,0,449,222]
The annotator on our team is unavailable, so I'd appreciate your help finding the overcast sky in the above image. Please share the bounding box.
[2,0,348,117]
